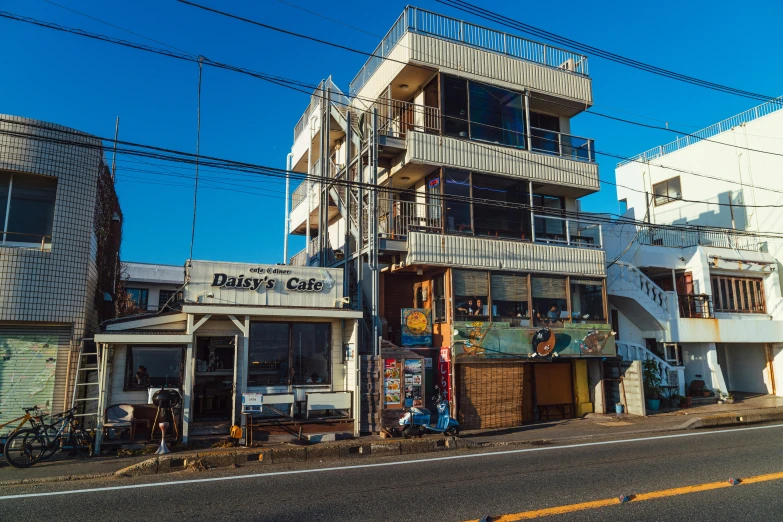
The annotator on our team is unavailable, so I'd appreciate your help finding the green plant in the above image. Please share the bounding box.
[642,360,663,400]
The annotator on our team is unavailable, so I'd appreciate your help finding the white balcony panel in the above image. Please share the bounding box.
[406,132,599,191]
[291,115,318,172]
[406,232,606,277]
[409,33,592,106]
[353,34,412,108]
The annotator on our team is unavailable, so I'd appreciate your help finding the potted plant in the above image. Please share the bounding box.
[715,389,724,404]
[702,386,712,397]
[642,360,663,411]
[726,393,734,404]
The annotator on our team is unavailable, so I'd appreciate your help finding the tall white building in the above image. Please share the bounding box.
[606,97,783,399]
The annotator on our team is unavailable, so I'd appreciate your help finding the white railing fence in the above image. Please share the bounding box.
[616,341,686,396]
[607,262,672,320]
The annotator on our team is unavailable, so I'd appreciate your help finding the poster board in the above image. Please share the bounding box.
[401,308,432,347]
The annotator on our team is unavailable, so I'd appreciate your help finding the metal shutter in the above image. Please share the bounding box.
[490,273,528,301]
[452,270,489,297]
[0,325,71,436]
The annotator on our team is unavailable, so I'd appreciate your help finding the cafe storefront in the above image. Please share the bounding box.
[93,261,362,452]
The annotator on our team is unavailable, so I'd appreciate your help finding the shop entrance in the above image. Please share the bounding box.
[533,362,575,421]
[193,336,236,422]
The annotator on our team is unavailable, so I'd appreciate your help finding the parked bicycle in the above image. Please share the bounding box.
[4,406,92,468]
[0,407,47,455]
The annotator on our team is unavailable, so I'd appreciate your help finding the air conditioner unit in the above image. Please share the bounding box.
[559,58,576,72]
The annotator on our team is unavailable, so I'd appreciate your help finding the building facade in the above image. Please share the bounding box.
[122,261,185,312]
[94,261,362,451]
[287,7,615,431]
[0,114,121,434]
[606,97,783,399]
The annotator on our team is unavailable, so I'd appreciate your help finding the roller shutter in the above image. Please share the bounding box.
[0,325,71,436]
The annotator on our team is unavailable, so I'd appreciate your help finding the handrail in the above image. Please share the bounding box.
[618,95,783,167]
[616,341,686,396]
[530,126,594,162]
[608,261,671,317]
[293,77,348,142]
[349,6,589,96]
[636,224,762,251]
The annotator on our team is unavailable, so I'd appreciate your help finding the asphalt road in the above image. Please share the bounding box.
[2,424,783,521]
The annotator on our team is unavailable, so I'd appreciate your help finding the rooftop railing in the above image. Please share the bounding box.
[618,95,783,167]
[636,224,763,251]
[349,6,589,96]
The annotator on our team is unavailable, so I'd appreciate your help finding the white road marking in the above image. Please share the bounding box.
[2,423,782,500]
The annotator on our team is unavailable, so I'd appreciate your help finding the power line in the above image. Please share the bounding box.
[435,0,778,102]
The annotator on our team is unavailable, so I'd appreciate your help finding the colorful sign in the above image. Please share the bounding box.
[438,347,451,402]
[384,359,401,406]
[401,308,432,347]
[452,322,616,360]
[404,359,423,407]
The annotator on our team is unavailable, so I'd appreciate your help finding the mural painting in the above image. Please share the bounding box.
[453,322,615,360]
[401,308,432,347]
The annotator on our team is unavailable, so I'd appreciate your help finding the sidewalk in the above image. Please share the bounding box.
[3,396,782,485]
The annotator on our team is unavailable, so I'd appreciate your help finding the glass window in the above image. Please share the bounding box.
[433,274,446,323]
[570,279,605,322]
[442,76,469,138]
[291,323,330,384]
[533,194,565,240]
[491,273,530,327]
[453,270,489,321]
[468,82,525,147]
[531,276,568,327]
[425,174,442,229]
[126,346,183,390]
[0,172,9,232]
[248,323,290,385]
[158,290,182,308]
[444,169,472,234]
[530,112,561,155]
[126,288,149,309]
[6,173,57,244]
[472,173,529,239]
[653,177,682,206]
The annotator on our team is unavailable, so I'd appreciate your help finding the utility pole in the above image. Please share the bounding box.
[189,56,204,263]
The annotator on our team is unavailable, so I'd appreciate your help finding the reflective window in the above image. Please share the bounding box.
[443,76,469,137]
[472,173,529,239]
[126,346,183,390]
[444,170,472,234]
[653,177,682,206]
[291,323,330,384]
[126,288,149,310]
[0,171,57,246]
[248,322,332,385]
[570,279,605,322]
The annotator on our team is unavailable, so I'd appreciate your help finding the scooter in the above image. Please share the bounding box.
[398,387,459,438]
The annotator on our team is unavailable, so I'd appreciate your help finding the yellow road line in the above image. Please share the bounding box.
[468,471,783,521]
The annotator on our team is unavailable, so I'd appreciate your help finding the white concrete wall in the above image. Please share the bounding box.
[682,343,726,393]
[720,343,771,394]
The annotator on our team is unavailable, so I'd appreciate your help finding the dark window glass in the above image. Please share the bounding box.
[442,76,469,138]
[533,195,565,240]
[653,177,682,206]
[6,173,57,244]
[158,290,182,308]
[530,112,561,155]
[126,346,183,389]
[291,323,331,384]
[444,170,472,234]
[0,172,9,233]
[425,173,442,229]
[433,275,445,322]
[570,280,605,322]
[126,288,149,309]
[468,82,525,147]
[472,173,528,239]
[248,323,290,385]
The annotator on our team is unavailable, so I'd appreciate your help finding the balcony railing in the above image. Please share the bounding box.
[376,199,602,249]
[533,214,603,248]
[637,224,762,251]
[293,77,348,142]
[349,6,589,96]
[368,98,441,138]
[678,294,713,319]
[290,247,307,267]
[530,127,595,162]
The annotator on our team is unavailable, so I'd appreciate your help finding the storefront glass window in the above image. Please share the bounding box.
[292,323,330,384]
[570,279,605,322]
[125,346,183,390]
[249,322,332,386]
[432,274,445,323]
[491,273,530,327]
[248,323,290,385]
[531,276,568,327]
[453,270,489,321]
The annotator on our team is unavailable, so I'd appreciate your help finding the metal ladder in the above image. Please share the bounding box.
[70,344,101,430]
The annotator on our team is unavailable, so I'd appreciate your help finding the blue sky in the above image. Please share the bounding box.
[1,0,781,266]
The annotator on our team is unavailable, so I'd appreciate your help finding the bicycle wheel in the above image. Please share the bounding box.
[39,424,60,459]
[70,425,93,459]
[4,429,45,468]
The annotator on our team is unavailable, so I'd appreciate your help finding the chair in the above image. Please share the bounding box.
[104,404,149,443]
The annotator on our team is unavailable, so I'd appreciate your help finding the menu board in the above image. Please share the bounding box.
[404,359,423,407]
[384,359,401,406]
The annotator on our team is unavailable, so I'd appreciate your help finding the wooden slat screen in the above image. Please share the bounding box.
[457,363,524,429]
[711,275,765,313]
[490,273,528,301]
[531,276,567,299]
[453,270,489,297]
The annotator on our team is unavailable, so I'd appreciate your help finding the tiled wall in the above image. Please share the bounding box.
[0,115,105,412]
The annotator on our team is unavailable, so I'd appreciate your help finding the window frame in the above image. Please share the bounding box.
[248,321,333,386]
[158,289,183,309]
[432,274,446,323]
[711,275,766,314]
[124,345,185,391]
[0,170,58,248]
[126,288,149,310]
[652,177,682,206]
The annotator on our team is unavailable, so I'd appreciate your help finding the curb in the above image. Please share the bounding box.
[0,471,115,487]
[691,410,783,429]
[115,437,478,477]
